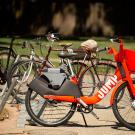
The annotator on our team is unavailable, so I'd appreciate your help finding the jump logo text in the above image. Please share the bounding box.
[98,75,118,99]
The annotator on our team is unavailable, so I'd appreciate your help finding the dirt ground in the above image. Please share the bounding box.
[0,103,135,135]
[0,104,25,135]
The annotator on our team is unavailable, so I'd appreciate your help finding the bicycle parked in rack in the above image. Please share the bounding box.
[0,36,47,104]
[6,33,86,103]
[75,47,116,109]
[67,41,116,109]
[0,37,17,86]
[0,37,32,98]
[0,33,86,114]
[0,35,50,113]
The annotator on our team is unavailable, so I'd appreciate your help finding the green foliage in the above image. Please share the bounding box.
[0,37,135,66]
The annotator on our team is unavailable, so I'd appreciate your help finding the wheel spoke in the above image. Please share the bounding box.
[112,82,135,130]
[25,89,76,126]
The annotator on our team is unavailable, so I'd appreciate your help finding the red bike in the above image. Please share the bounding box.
[25,37,135,130]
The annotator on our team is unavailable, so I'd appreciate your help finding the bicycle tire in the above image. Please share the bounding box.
[93,62,116,109]
[25,88,77,126]
[7,60,41,103]
[0,51,15,85]
[71,61,88,77]
[71,61,95,96]
[112,81,135,130]
[78,62,116,109]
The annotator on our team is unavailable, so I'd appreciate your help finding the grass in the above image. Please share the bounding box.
[0,37,135,66]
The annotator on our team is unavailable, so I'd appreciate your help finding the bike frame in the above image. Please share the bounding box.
[44,39,135,106]
[0,38,16,71]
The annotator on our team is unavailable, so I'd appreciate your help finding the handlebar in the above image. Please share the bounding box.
[110,37,120,43]
[96,37,123,54]
[46,33,61,41]
[96,47,108,52]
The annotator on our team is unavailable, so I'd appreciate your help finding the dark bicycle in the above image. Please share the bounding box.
[0,37,16,85]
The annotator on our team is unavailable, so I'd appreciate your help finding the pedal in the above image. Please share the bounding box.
[91,111,99,120]
[77,105,81,112]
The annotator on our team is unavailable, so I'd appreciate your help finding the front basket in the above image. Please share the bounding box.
[125,49,135,72]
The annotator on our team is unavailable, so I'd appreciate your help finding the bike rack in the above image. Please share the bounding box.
[0,79,17,114]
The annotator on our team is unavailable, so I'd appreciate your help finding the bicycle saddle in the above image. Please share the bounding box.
[58,52,78,59]
[81,39,98,53]
[58,43,73,49]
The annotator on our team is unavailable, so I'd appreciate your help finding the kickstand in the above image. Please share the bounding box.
[91,111,99,120]
[80,112,88,127]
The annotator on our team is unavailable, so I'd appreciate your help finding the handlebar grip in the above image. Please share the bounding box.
[110,37,120,43]
[96,47,107,52]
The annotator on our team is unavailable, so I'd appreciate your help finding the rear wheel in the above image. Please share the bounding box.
[71,61,95,96]
[71,61,88,77]
[25,88,77,126]
[112,81,135,130]
[78,62,116,99]
[93,62,116,109]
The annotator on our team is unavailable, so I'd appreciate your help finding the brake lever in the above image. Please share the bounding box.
[110,37,120,43]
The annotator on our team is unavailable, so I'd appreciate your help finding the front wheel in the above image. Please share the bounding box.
[25,88,77,126]
[112,81,135,130]
[7,60,41,103]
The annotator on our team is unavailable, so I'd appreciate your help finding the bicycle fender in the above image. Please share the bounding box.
[110,80,126,105]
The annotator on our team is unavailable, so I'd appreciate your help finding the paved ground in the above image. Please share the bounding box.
[0,72,135,135]
[0,103,135,135]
